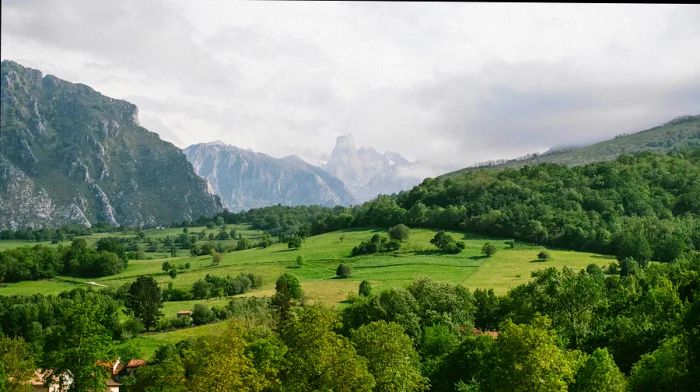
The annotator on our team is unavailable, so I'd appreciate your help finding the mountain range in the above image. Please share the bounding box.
[182,134,425,210]
[0,60,222,230]
[322,134,424,202]
[184,142,354,211]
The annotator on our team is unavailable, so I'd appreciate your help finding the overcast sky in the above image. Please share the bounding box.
[3,1,699,173]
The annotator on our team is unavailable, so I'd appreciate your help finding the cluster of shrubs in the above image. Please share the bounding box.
[336,263,352,278]
[430,231,465,254]
[351,234,401,256]
[162,273,263,301]
[161,261,190,278]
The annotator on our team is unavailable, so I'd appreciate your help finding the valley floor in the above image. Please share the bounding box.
[0,227,617,358]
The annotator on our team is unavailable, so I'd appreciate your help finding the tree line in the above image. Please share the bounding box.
[0,238,129,282]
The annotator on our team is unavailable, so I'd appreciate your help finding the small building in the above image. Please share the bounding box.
[106,380,121,392]
[30,370,70,392]
[176,310,193,318]
[29,369,120,392]
[472,327,500,338]
[99,357,147,380]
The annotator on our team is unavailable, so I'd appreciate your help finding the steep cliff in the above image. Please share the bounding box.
[0,60,222,229]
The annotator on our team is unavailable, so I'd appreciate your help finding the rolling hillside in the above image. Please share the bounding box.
[442,114,700,178]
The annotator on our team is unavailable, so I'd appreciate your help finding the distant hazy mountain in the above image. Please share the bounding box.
[442,115,700,178]
[0,60,222,230]
[184,142,354,211]
[323,134,424,202]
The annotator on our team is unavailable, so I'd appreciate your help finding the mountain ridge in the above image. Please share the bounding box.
[441,114,700,178]
[0,60,222,229]
[184,141,354,211]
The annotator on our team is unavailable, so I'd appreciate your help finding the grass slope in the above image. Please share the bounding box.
[0,228,615,301]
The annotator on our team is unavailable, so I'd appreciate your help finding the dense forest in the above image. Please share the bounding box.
[211,149,700,263]
[2,254,699,391]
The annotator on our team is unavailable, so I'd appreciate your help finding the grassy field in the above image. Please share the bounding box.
[115,321,229,358]
[1,226,618,359]
[0,227,615,300]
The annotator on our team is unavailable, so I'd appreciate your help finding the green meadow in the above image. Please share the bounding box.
[1,226,618,359]
[0,227,615,301]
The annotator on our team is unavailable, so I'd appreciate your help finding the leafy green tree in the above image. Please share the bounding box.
[388,223,411,241]
[473,288,500,330]
[571,348,627,392]
[0,336,34,392]
[538,250,551,261]
[191,304,215,325]
[358,280,372,297]
[430,231,465,254]
[420,323,461,376]
[481,243,497,257]
[211,251,222,266]
[336,263,352,278]
[234,238,249,251]
[376,288,422,340]
[186,323,268,391]
[125,276,163,330]
[619,258,640,277]
[407,277,474,328]
[351,321,428,391]
[287,236,303,249]
[121,317,144,339]
[216,229,230,240]
[629,336,690,391]
[43,300,112,392]
[96,237,128,263]
[192,280,213,299]
[162,261,172,272]
[280,306,375,391]
[614,230,652,264]
[487,317,576,392]
[271,273,303,319]
[430,334,496,392]
[132,345,187,392]
[168,269,178,279]
[215,216,225,227]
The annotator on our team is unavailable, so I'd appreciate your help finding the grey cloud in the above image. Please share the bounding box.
[2,0,239,97]
[2,2,699,173]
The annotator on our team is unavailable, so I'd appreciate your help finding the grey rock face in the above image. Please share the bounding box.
[323,134,423,202]
[0,60,222,229]
[184,142,354,211]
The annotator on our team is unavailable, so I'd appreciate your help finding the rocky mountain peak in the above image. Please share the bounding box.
[322,134,424,202]
[0,60,222,229]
